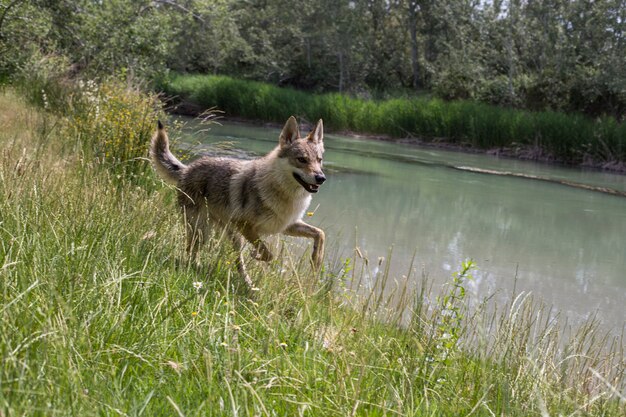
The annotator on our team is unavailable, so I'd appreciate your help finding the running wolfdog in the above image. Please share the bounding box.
[150,116,326,287]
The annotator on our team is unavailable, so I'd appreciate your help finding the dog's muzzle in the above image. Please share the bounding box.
[293,172,325,193]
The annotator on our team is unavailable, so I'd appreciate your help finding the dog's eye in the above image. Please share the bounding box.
[297,157,308,164]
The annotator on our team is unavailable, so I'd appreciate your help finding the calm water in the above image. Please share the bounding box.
[178,118,626,332]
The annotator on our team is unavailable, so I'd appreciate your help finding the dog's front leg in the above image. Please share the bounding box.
[284,221,325,270]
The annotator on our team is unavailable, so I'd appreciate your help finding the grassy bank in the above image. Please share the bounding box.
[1,82,625,416]
[160,73,626,168]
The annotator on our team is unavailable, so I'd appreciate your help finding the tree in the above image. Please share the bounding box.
[407,0,421,89]
[1,0,623,117]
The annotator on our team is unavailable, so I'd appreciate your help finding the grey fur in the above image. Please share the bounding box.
[149,116,326,287]
[149,123,185,184]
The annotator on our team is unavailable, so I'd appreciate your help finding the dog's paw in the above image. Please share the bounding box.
[252,248,274,262]
[311,252,325,272]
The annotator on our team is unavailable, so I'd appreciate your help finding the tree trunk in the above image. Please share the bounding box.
[338,50,344,92]
[408,0,420,89]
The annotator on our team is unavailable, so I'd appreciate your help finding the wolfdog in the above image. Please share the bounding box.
[150,116,326,287]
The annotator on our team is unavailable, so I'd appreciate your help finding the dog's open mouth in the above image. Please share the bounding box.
[293,173,320,193]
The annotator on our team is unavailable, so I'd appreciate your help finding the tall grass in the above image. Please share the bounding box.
[160,74,626,166]
[1,84,624,416]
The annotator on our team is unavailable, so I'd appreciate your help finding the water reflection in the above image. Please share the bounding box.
[178,118,626,332]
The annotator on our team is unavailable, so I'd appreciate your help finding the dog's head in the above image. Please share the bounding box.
[277,116,326,193]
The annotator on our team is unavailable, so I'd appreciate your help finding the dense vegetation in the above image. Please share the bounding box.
[1,1,625,413]
[1,80,624,416]
[162,73,626,166]
[1,0,624,118]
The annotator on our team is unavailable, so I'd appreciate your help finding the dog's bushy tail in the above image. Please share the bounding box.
[150,121,185,184]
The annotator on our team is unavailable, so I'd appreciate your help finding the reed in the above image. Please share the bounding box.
[161,74,626,166]
[1,84,624,416]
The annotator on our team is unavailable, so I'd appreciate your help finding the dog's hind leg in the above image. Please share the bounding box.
[183,205,208,260]
[284,221,325,270]
[250,240,273,262]
[227,229,255,289]
[240,228,273,262]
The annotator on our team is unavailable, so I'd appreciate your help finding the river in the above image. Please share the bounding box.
[177,117,626,333]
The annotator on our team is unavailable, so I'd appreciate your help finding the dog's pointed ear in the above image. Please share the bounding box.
[308,119,324,144]
[279,116,300,147]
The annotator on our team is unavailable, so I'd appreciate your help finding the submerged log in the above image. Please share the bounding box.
[451,166,626,198]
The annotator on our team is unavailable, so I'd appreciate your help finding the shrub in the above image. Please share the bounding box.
[62,79,163,175]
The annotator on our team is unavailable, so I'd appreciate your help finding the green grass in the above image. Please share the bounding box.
[1,84,625,416]
[160,73,626,166]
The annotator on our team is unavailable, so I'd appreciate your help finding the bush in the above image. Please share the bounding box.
[61,79,163,176]
[12,51,72,111]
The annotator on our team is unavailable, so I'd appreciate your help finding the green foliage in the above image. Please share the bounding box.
[11,50,72,111]
[3,0,624,116]
[433,260,475,364]
[62,79,163,175]
[0,0,51,78]
[162,73,626,166]
[14,57,165,178]
[1,87,624,416]
[1,0,175,81]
